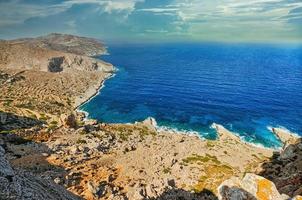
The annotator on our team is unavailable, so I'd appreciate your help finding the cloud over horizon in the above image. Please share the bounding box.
[0,0,301,43]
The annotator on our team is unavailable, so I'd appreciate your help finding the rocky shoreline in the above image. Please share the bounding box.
[0,34,301,200]
[74,72,116,110]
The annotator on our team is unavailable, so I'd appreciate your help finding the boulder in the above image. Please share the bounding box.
[60,113,77,128]
[141,117,157,131]
[218,173,288,200]
[293,195,302,200]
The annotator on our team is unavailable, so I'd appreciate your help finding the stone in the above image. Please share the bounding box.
[280,145,296,160]
[145,184,157,198]
[60,113,77,128]
[42,153,49,157]
[54,177,62,184]
[87,181,99,196]
[0,145,5,156]
[218,174,288,200]
[293,195,302,200]
[142,117,157,131]
[69,146,79,154]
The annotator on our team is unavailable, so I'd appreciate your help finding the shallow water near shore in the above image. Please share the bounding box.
[80,43,302,148]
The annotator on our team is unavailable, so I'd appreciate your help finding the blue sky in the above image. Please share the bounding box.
[0,0,301,43]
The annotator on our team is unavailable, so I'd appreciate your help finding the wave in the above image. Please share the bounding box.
[155,124,205,139]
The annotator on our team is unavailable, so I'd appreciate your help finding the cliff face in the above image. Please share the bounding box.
[0,40,113,73]
[258,138,302,197]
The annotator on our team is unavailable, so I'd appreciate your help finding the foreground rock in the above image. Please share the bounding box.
[258,137,302,197]
[218,173,289,200]
[0,141,80,200]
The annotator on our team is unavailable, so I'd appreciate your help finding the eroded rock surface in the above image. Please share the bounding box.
[0,140,80,200]
[218,173,288,200]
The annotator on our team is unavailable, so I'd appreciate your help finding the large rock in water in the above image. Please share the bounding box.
[218,173,289,200]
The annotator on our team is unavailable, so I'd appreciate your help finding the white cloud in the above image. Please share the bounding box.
[0,0,144,27]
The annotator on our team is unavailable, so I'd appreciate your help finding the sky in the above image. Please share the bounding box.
[0,0,301,43]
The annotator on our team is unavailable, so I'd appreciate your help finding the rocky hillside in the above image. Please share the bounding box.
[10,33,107,56]
[0,34,114,120]
[258,131,302,197]
[0,34,301,200]
[0,34,112,72]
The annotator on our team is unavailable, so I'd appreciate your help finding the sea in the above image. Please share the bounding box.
[79,42,302,149]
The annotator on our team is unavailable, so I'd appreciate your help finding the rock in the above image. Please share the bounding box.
[87,181,108,198]
[60,113,77,128]
[0,150,79,199]
[0,145,5,156]
[141,117,157,131]
[280,144,296,160]
[258,139,302,197]
[87,181,100,196]
[85,119,98,126]
[84,124,96,132]
[69,146,79,154]
[167,179,176,187]
[48,57,64,72]
[54,177,62,184]
[42,153,49,157]
[218,173,288,200]
[293,195,302,200]
[271,127,300,145]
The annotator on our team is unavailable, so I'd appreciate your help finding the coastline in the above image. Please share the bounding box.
[74,71,116,115]
[74,70,294,150]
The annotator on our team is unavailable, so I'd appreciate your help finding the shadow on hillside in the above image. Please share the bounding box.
[258,139,302,197]
[0,111,43,131]
[0,113,81,199]
[151,188,218,200]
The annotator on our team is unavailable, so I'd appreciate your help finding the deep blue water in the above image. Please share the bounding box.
[80,43,302,148]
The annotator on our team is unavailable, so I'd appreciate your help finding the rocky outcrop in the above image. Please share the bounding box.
[258,138,302,197]
[271,127,300,147]
[0,142,80,200]
[60,113,77,128]
[0,111,43,131]
[218,173,290,200]
[48,57,64,72]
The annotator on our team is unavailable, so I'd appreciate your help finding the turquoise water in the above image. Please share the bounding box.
[80,43,302,148]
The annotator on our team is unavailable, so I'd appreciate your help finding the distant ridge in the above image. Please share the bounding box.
[9,33,107,57]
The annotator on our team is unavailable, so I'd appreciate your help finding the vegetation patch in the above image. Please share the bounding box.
[163,167,171,174]
[182,154,221,165]
[182,153,236,195]
[76,139,87,144]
